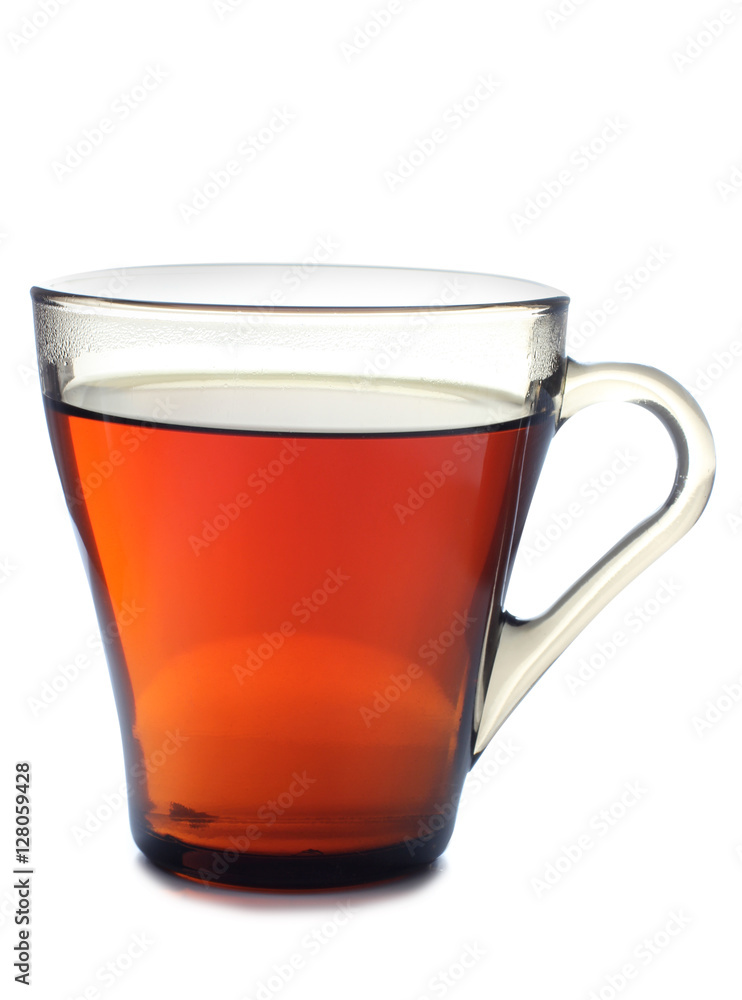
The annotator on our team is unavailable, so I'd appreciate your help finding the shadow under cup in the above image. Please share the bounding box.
[33,264,713,890]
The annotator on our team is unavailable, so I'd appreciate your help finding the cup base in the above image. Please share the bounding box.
[131,822,450,890]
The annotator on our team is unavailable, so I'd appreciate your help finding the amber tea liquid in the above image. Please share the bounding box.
[45,374,553,888]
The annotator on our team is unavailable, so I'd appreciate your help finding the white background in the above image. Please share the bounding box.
[2,1,741,998]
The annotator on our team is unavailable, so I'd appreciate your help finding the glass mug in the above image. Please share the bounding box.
[31,265,715,890]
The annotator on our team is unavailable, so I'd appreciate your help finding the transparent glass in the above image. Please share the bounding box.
[31,264,715,889]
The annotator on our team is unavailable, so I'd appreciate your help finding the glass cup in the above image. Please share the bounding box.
[31,264,715,889]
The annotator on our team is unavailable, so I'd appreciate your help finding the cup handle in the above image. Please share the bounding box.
[473,358,716,758]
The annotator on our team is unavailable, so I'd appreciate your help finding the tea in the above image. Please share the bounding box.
[45,374,553,886]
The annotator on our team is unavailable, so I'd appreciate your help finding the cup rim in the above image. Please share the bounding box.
[31,262,569,313]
